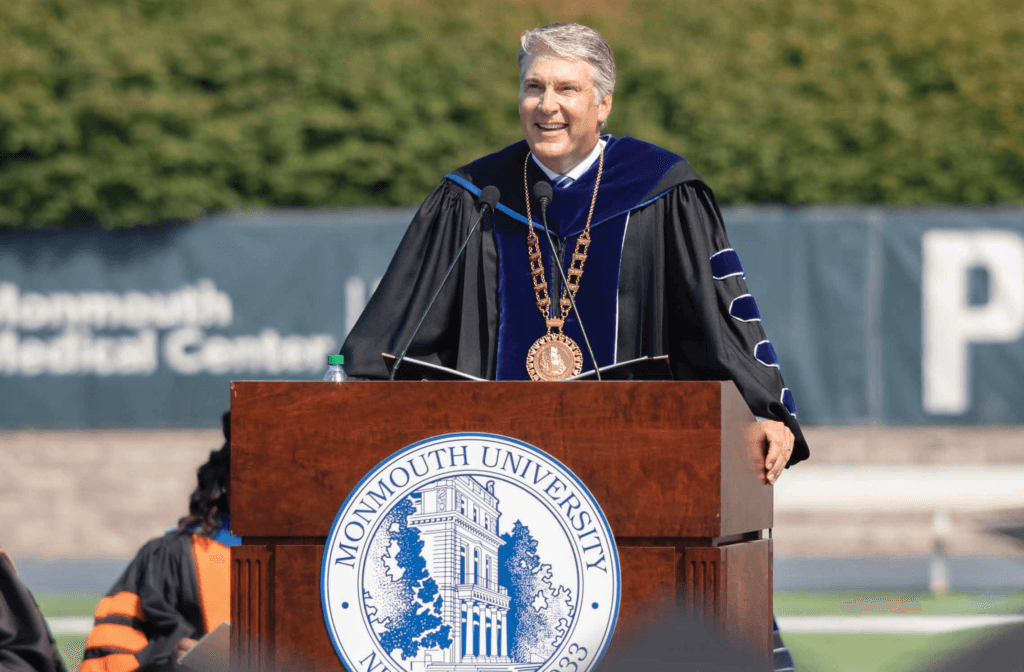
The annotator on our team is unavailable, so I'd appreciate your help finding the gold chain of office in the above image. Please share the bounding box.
[522,147,604,381]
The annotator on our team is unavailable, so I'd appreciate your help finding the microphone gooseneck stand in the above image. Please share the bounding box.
[533,181,602,381]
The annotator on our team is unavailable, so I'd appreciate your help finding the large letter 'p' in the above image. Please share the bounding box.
[922,230,1024,414]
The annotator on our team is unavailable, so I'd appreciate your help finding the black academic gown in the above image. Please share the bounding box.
[0,551,67,672]
[80,526,237,672]
[342,135,809,466]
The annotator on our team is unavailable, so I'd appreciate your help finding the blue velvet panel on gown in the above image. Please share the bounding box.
[445,135,686,381]
[493,211,629,380]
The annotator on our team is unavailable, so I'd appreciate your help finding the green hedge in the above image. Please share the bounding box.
[1,0,1022,226]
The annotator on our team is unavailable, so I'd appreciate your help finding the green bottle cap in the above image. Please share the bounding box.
[327,355,345,366]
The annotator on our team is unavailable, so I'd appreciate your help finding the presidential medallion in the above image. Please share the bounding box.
[522,149,605,382]
[527,332,584,381]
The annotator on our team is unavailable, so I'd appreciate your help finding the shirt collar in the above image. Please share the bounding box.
[531,137,606,183]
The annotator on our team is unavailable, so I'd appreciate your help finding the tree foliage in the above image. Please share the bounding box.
[1,0,1021,227]
[363,497,451,660]
[499,520,574,663]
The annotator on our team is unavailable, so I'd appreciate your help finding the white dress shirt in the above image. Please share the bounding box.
[531,138,607,184]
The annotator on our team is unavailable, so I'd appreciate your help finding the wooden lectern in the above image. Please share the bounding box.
[230,381,773,670]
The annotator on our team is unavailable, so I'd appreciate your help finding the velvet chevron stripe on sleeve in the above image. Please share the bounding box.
[774,617,796,672]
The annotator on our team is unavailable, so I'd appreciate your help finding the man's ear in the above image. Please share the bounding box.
[597,94,613,125]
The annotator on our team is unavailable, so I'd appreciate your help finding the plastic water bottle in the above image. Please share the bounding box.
[324,354,346,382]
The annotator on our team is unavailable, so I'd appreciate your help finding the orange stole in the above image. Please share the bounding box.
[191,535,232,633]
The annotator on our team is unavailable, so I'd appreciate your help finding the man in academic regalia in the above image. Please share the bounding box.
[343,22,807,476]
[342,23,806,669]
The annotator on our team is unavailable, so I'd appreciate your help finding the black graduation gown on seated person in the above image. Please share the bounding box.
[341,135,809,467]
[80,525,238,672]
[0,550,66,672]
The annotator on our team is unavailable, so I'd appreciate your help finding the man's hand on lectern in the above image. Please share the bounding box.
[761,420,795,485]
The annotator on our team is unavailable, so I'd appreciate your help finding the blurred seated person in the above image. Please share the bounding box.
[80,413,238,672]
[0,549,68,672]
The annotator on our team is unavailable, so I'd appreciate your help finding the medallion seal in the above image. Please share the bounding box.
[322,433,620,672]
[526,333,584,381]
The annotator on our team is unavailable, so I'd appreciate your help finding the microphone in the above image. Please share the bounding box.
[533,181,602,381]
[389,185,501,381]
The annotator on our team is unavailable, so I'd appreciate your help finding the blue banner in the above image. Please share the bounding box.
[0,210,413,427]
[2,206,1022,427]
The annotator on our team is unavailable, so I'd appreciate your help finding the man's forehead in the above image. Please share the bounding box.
[523,55,593,80]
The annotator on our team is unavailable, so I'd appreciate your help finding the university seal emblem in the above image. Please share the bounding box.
[322,433,620,672]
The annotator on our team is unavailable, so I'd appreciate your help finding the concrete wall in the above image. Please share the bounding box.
[2,426,1022,560]
[1,429,221,558]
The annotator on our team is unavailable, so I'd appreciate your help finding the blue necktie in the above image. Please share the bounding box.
[553,175,575,189]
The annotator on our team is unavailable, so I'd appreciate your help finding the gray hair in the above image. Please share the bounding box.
[518,23,616,104]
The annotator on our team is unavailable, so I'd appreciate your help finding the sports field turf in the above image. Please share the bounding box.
[36,591,1022,672]
[36,595,98,670]
[784,630,990,672]
[35,594,103,618]
[54,634,87,672]
[44,630,1000,672]
[778,591,1023,672]
[775,589,1024,616]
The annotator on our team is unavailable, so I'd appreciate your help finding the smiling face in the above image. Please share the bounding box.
[519,55,612,175]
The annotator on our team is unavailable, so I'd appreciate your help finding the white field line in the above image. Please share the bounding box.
[48,615,1024,636]
[777,615,1024,634]
[774,465,1024,512]
[47,617,94,634]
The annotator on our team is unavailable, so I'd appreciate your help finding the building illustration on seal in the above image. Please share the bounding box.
[409,476,513,670]
[361,474,576,672]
